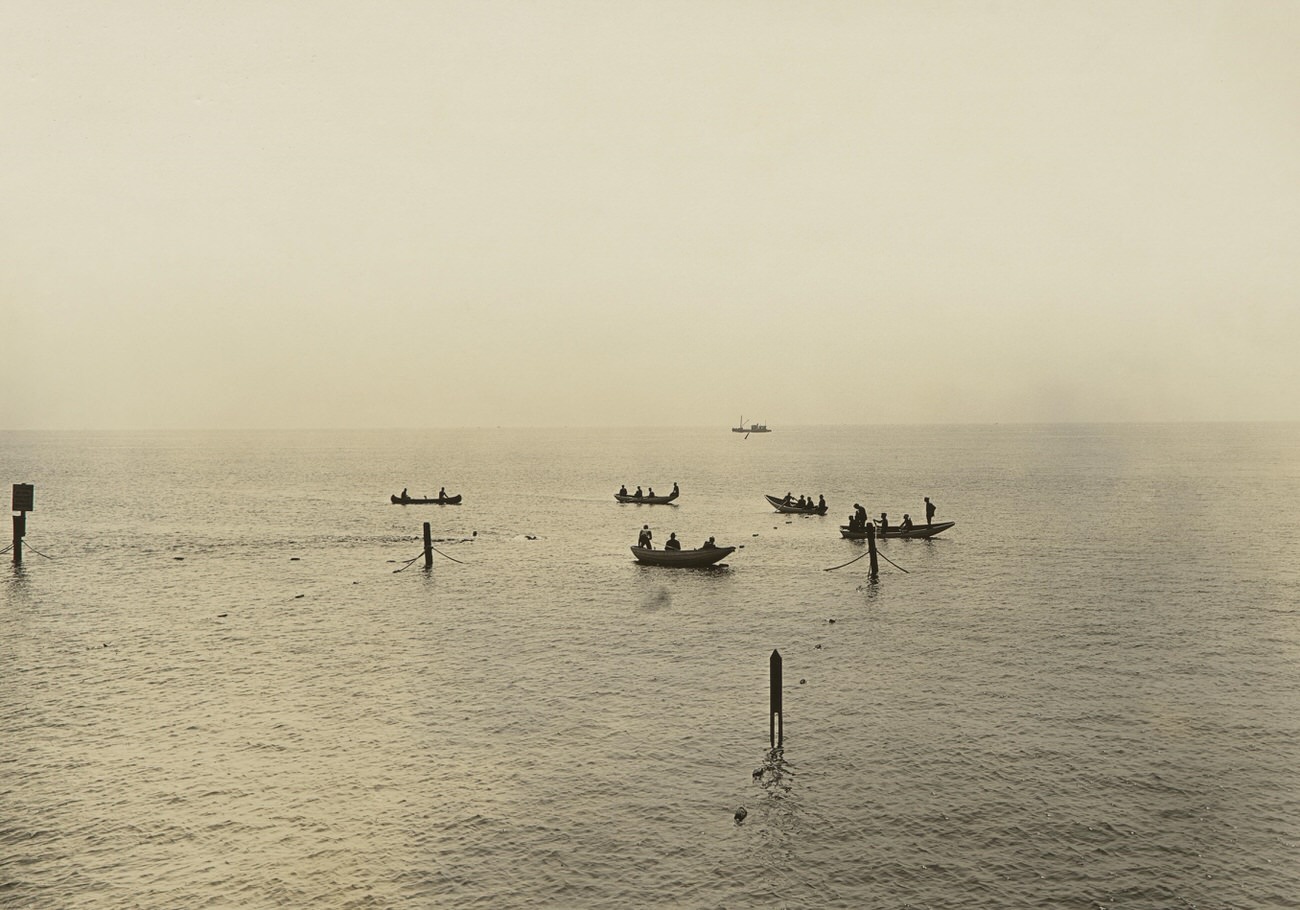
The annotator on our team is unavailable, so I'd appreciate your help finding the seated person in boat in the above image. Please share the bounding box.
[900,514,913,530]
[664,532,681,550]
[795,495,806,508]
[438,487,447,499]
[818,494,826,512]
[401,488,409,501]
[672,482,679,496]
[637,525,653,548]
[701,536,717,549]
[634,486,643,499]
[879,512,889,532]
[647,487,655,498]
[619,484,628,496]
[782,492,793,505]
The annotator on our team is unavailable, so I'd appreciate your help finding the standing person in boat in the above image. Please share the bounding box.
[855,503,868,529]
[925,496,936,527]
[664,532,681,550]
[637,525,653,548]
[817,494,827,514]
[619,484,628,496]
[879,512,890,532]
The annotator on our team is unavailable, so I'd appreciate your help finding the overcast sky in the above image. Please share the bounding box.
[3,1,1296,429]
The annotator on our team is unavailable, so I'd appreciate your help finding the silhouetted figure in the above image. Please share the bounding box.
[701,536,717,549]
[782,492,793,505]
[847,513,858,531]
[900,514,913,531]
[672,482,679,496]
[665,532,681,550]
[925,496,936,527]
[647,487,655,498]
[879,513,889,532]
[634,486,643,499]
[638,525,653,548]
[817,494,826,514]
[439,487,447,500]
[796,495,806,508]
[619,485,628,496]
[401,488,408,501]
[855,503,868,528]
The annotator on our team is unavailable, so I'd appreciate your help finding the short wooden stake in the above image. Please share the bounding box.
[423,522,433,570]
[769,649,783,748]
[866,523,879,579]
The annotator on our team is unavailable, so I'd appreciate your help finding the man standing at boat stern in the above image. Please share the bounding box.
[925,496,936,527]
[638,525,653,549]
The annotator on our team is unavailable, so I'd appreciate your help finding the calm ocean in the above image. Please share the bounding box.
[2,424,1298,909]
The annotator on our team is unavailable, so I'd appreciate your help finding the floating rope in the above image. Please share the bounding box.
[824,550,870,572]
[392,545,468,572]
[392,551,427,573]
[16,541,58,560]
[823,548,910,574]
[878,551,910,574]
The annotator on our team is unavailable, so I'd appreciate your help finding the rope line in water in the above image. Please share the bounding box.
[824,550,869,572]
[430,545,466,565]
[15,541,58,560]
[824,548,910,574]
[392,545,468,572]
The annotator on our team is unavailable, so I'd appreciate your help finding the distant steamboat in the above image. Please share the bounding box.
[732,416,771,434]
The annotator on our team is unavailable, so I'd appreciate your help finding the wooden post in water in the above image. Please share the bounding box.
[769,648,783,748]
[423,522,433,570]
[866,522,879,580]
[12,484,33,567]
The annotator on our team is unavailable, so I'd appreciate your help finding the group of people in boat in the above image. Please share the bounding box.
[781,492,826,512]
[618,482,678,499]
[845,496,938,532]
[398,487,450,503]
[636,525,717,551]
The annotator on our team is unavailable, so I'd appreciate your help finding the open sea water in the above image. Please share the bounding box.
[2,424,1298,909]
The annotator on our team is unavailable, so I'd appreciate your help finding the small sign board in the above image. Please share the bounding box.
[13,483,34,512]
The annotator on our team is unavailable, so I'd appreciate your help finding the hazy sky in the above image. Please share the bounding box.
[4,1,1297,429]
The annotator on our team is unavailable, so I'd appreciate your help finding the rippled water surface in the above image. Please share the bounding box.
[3,425,1299,908]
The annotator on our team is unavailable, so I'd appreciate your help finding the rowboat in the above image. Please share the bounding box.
[391,494,463,505]
[630,545,735,567]
[765,494,828,515]
[839,521,955,539]
[615,487,679,504]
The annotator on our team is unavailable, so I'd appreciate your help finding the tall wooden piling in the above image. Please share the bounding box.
[12,484,33,566]
[423,522,433,570]
[769,649,783,748]
[866,522,879,579]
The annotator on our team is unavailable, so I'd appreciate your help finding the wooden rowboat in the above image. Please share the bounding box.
[391,494,463,505]
[765,494,828,515]
[615,487,679,504]
[839,521,954,539]
[630,545,734,567]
